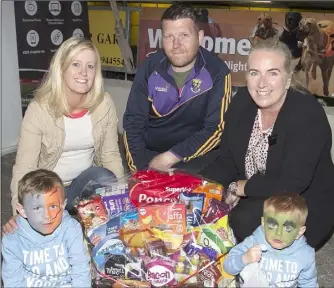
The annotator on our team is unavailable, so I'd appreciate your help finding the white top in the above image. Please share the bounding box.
[53,113,94,183]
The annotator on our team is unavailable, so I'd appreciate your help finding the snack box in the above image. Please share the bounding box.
[138,204,187,234]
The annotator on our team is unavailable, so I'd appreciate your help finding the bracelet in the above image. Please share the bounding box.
[228,181,238,196]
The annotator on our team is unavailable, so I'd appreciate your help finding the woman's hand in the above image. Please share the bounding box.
[2,215,19,236]
[224,188,240,208]
[225,193,240,208]
[223,179,248,208]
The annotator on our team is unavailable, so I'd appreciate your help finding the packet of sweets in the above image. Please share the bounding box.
[151,228,184,254]
[192,182,224,213]
[174,261,199,284]
[138,203,186,234]
[88,213,121,246]
[179,193,204,227]
[215,215,235,248]
[180,230,200,249]
[183,240,218,261]
[169,247,209,285]
[144,237,167,258]
[124,260,145,281]
[197,260,222,287]
[120,229,154,248]
[145,257,177,287]
[103,193,134,217]
[75,195,108,231]
[104,254,127,279]
[129,170,203,207]
[201,198,230,225]
[92,238,125,273]
[120,209,140,231]
[196,215,234,254]
[104,251,146,282]
[93,238,125,258]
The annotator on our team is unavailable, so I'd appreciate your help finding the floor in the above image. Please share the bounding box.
[1,152,333,286]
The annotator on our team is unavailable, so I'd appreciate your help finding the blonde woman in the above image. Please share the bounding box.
[3,37,124,233]
[202,40,334,250]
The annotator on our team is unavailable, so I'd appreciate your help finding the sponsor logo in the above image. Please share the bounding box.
[155,85,168,92]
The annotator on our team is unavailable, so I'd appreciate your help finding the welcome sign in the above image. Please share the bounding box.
[138,8,334,97]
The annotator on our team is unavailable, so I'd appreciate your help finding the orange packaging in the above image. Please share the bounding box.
[193,182,224,213]
[138,204,187,234]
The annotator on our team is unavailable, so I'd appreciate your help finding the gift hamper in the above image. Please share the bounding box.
[74,170,237,288]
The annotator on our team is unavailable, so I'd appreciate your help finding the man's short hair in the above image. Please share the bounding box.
[18,169,64,205]
[160,3,200,31]
[263,193,308,226]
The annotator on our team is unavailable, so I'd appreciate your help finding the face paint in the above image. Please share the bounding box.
[23,186,64,235]
[263,211,302,249]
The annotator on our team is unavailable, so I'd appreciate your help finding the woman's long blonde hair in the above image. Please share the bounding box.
[34,37,104,118]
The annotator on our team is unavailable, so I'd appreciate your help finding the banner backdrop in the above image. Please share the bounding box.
[14,0,89,115]
[88,9,126,71]
[138,8,334,97]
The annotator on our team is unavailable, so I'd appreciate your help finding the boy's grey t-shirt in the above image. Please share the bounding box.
[1,210,91,287]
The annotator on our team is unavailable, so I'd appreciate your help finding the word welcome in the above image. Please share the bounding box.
[147,29,251,56]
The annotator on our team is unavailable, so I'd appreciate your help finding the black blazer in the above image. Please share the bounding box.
[203,86,334,234]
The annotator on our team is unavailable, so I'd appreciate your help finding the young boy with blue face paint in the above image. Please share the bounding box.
[223,194,318,287]
[2,169,91,287]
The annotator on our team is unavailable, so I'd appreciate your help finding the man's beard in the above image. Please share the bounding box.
[168,53,197,68]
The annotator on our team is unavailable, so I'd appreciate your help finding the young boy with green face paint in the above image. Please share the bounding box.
[223,194,318,287]
[2,169,91,287]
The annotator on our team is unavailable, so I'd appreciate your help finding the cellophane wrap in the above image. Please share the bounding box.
[74,169,237,288]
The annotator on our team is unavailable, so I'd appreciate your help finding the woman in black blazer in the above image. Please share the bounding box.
[202,40,334,249]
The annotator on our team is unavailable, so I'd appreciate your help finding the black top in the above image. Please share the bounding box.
[202,86,334,244]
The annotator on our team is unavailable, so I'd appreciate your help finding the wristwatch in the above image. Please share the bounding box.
[228,181,238,196]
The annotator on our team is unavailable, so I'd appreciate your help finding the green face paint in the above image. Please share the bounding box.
[263,211,302,249]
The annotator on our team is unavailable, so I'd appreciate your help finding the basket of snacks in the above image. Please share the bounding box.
[74,169,237,288]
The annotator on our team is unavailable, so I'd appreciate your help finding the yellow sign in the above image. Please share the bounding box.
[88,9,126,69]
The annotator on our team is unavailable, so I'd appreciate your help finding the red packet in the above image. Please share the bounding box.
[76,195,108,231]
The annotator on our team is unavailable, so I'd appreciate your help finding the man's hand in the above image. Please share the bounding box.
[149,151,181,171]
[242,245,263,265]
[2,215,19,236]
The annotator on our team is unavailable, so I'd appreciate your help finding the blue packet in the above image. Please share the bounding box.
[120,209,140,231]
[179,193,204,227]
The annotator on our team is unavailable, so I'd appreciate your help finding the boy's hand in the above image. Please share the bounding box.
[2,215,19,236]
[242,245,262,264]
